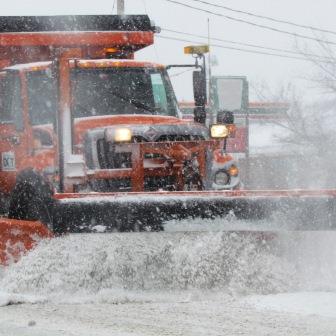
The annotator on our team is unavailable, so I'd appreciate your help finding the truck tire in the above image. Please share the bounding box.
[8,169,55,230]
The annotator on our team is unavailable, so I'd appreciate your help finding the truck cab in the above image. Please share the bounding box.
[0,58,239,194]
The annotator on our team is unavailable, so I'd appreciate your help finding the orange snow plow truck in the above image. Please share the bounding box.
[0,15,336,265]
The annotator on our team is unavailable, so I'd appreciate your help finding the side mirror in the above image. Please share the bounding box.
[193,71,207,124]
[194,106,206,124]
[193,70,207,107]
[217,110,234,124]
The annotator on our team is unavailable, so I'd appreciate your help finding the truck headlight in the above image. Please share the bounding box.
[210,125,229,138]
[114,128,132,142]
[215,171,230,185]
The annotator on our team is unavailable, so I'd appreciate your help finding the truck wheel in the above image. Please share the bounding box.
[8,169,55,230]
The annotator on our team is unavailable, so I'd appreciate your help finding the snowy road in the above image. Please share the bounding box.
[2,292,336,336]
[1,229,336,335]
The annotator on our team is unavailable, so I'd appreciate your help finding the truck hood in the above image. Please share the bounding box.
[74,114,207,144]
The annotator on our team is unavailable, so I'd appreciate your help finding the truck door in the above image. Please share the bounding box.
[0,71,30,194]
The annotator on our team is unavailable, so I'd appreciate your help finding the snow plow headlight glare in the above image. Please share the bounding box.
[210,125,229,138]
[215,171,230,185]
[114,128,132,142]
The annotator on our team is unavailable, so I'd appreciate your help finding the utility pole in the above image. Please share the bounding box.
[117,0,125,15]
[207,18,215,123]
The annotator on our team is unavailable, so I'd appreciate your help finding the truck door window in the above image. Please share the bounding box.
[0,72,22,125]
[0,73,11,122]
[151,73,168,112]
[27,70,57,125]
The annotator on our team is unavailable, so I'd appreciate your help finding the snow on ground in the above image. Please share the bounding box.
[2,293,336,336]
[1,226,336,335]
[247,292,336,319]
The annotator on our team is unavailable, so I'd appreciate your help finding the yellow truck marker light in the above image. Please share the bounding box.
[184,45,209,55]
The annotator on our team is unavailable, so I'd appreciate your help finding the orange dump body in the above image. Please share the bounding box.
[0,31,153,69]
[0,15,155,68]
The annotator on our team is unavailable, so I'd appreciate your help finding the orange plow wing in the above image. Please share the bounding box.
[0,218,52,265]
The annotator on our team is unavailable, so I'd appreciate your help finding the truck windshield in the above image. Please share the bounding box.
[71,67,178,118]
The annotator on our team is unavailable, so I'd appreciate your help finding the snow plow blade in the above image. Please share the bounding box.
[53,190,336,233]
[0,218,53,265]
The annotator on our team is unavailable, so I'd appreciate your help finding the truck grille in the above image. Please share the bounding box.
[97,135,206,169]
[97,139,132,169]
[90,176,176,192]
[93,135,204,191]
[133,135,205,142]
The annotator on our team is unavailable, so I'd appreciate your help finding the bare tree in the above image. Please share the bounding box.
[250,75,336,155]
[249,58,336,188]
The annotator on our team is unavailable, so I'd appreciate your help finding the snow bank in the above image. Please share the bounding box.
[1,229,336,306]
[247,292,336,318]
[0,231,292,305]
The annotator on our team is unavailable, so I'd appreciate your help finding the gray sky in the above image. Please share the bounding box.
[1,0,335,101]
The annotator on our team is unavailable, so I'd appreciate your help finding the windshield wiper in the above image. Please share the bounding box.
[73,91,157,117]
[109,90,157,114]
